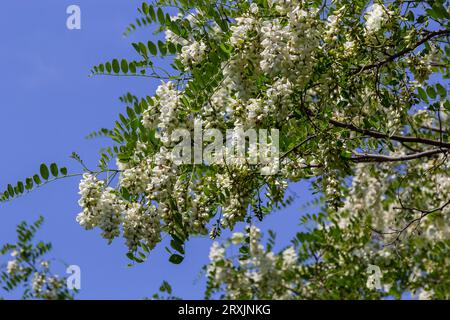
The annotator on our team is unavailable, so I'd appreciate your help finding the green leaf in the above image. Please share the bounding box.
[340,150,352,159]
[427,86,437,99]
[426,8,439,20]
[219,43,231,54]
[40,164,49,180]
[25,178,33,190]
[157,8,165,24]
[129,62,137,74]
[121,59,129,73]
[97,64,104,73]
[169,254,184,264]
[50,163,59,177]
[432,3,450,19]
[142,2,149,14]
[33,175,41,185]
[112,59,120,74]
[239,246,249,254]
[170,239,185,255]
[417,87,428,101]
[148,5,156,21]
[16,182,24,194]
[60,167,68,176]
[159,281,172,294]
[158,41,167,56]
[139,42,148,57]
[167,42,177,55]
[126,252,144,263]
[436,84,447,97]
[7,184,14,196]
[105,62,112,73]
[148,41,158,56]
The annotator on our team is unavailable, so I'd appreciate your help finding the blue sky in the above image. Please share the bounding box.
[0,1,313,299]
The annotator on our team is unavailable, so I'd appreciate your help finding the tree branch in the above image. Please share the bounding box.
[281,135,318,159]
[351,148,447,163]
[329,119,450,149]
[353,29,450,73]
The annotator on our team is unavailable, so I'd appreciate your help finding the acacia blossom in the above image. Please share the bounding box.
[364,3,389,35]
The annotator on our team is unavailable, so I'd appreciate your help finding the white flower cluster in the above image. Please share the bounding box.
[418,289,435,300]
[265,78,293,121]
[268,0,294,15]
[230,232,245,245]
[225,16,260,99]
[215,172,252,228]
[31,272,66,300]
[153,81,182,146]
[76,173,124,242]
[165,11,213,71]
[6,260,20,275]
[230,16,258,48]
[76,173,166,251]
[143,82,187,229]
[122,202,161,252]
[332,154,450,296]
[260,19,292,77]
[260,6,320,82]
[74,2,445,277]
[180,41,207,70]
[207,226,300,299]
[325,15,340,41]
[209,241,226,262]
[364,3,389,35]
[119,158,152,194]
[224,3,319,120]
[31,272,46,295]
[324,6,346,42]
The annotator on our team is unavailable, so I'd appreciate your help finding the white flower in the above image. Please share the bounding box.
[31,272,46,295]
[282,247,297,267]
[365,3,388,35]
[343,40,356,55]
[250,3,259,14]
[180,41,207,70]
[145,81,182,147]
[230,232,245,245]
[209,242,225,262]
[230,17,258,47]
[76,174,124,242]
[122,203,161,251]
[325,15,339,40]
[268,0,293,14]
[418,289,434,300]
[259,19,292,77]
[6,260,19,275]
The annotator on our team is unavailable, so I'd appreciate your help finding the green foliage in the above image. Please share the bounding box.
[0,217,76,300]
[0,163,68,202]
[150,280,181,300]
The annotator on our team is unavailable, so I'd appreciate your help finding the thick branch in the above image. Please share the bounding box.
[351,148,446,163]
[370,199,450,245]
[329,119,450,149]
[354,29,450,73]
[421,125,449,134]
